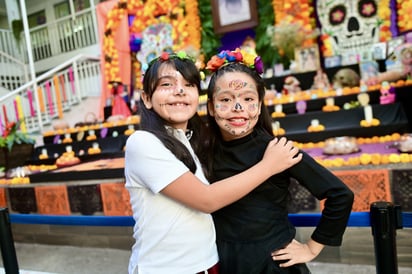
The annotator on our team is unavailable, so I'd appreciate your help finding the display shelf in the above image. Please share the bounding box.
[266,89,381,115]
[32,135,128,162]
[42,123,137,145]
[274,102,410,143]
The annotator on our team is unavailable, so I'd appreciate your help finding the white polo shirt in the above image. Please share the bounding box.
[125,130,218,274]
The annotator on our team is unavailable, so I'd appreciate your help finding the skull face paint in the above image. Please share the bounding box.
[145,65,199,130]
[210,72,261,141]
[316,0,380,55]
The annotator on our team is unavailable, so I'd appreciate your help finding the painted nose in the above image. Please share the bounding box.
[233,102,243,111]
[174,88,185,95]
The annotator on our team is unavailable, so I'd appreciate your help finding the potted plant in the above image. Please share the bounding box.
[0,121,36,171]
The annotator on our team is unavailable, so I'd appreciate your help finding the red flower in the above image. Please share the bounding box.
[206,55,226,72]
[160,52,170,61]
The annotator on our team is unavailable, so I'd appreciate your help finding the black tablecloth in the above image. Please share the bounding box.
[274,102,410,143]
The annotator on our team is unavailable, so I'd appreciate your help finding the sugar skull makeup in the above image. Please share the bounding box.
[143,65,199,130]
[209,72,262,141]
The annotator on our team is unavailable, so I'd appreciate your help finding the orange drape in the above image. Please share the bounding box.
[96,0,131,119]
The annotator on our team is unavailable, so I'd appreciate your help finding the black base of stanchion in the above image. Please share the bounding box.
[0,208,19,274]
[370,201,403,274]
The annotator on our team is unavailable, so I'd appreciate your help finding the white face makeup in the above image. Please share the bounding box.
[209,71,261,141]
[142,64,199,130]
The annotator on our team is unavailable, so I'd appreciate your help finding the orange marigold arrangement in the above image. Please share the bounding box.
[103,0,201,90]
[294,133,412,168]
[360,118,381,127]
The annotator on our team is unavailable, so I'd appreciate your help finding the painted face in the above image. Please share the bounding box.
[209,71,261,141]
[142,64,199,130]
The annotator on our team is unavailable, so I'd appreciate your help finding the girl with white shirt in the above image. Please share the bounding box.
[124,51,302,274]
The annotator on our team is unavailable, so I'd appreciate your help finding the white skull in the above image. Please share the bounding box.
[137,23,173,70]
[316,0,380,55]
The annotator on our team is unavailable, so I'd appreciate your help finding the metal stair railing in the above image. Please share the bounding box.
[0,54,101,134]
[0,51,29,91]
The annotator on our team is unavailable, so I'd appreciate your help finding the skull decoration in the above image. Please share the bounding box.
[137,23,173,70]
[316,0,380,55]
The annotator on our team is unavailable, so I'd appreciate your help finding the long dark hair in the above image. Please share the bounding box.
[139,56,210,174]
[206,62,273,172]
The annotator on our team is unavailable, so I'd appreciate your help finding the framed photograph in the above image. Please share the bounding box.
[294,45,320,72]
[324,55,342,68]
[341,52,360,66]
[371,42,387,60]
[360,61,379,82]
[211,0,258,34]
[387,36,404,56]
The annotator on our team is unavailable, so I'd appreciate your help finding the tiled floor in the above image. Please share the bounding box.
[1,242,412,274]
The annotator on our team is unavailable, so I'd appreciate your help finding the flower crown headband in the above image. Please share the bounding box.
[205,48,264,75]
[143,51,205,80]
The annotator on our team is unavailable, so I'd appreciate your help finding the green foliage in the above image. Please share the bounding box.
[254,0,279,68]
[198,0,222,63]
[11,19,23,45]
[0,121,35,151]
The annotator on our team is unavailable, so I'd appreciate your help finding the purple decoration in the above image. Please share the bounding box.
[296,100,307,114]
[100,127,108,138]
[219,29,255,51]
[254,56,264,74]
[53,135,61,144]
[129,33,142,52]
[389,0,399,37]
[128,15,135,26]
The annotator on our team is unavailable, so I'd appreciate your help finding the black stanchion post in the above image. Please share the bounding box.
[0,208,19,274]
[370,201,403,274]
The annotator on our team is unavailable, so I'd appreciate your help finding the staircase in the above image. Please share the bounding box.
[0,54,102,141]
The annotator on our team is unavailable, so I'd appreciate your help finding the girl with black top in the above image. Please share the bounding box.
[205,49,354,274]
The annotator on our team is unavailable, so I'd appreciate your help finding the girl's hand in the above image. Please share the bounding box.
[262,137,302,175]
[271,239,324,267]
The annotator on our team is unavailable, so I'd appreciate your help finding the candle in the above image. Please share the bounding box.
[272,121,280,131]
[326,97,335,106]
[53,75,63,118]
[275,104,283,113]
[311,119,319,127]
[364,105,373,123]
[27,90,35,117]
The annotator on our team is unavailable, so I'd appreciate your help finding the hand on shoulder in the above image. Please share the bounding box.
[263,137,302,174]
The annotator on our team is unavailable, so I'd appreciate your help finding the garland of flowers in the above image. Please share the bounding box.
[268,0,317,64]
[378,0,392,42]
[396,0,412,33]
[270,0,395,57]
[103,0,201,91]
[272,0,315,33]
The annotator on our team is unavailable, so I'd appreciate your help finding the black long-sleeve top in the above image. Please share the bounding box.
[211,129,354,273]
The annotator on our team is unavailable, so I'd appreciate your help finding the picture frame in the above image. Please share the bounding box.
[360,61,379,82]
[211,0,258,34]
[371,42,387,60]
[324,55,342,68]
[294,45,320,72]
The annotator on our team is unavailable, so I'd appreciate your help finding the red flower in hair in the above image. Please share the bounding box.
[206,55,226,72]
[160,52,170,61]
